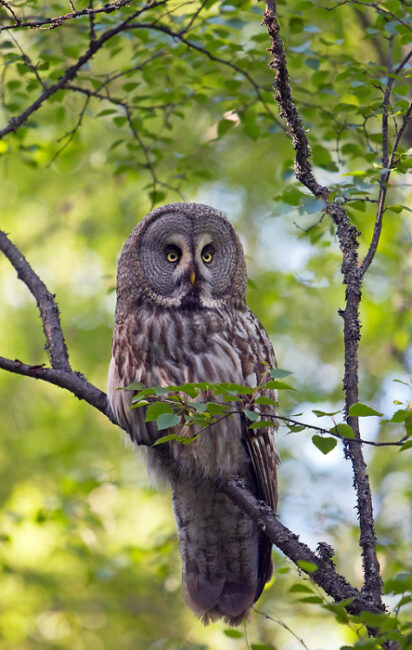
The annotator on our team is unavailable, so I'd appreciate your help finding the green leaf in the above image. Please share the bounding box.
[298,596,323,604]
[205,402,228,415]
[248,420,274,429]
[287,424,306,433]
[243,409,259,422]
[217,118,235,138]
[348,402,383,417]
[152,433,180,446]
[297,560,318,573]
[156,413,180,431]
[187,402,206,414]
[331,423,355,439]
[265,380,295,390]
[154,386,169,397]
[269,368,293,378]
[312,435,337,455]
[289,583,314,594]
[121,382,145,391]
[255,396,277,406]
[312,409,341,417]
[251,645,275,650]
[390,409,412,423]
[145,403,174,422]
[173,383,200,398]
[384,572,412,595]
[341,170,367,177]
[223,629,243,638]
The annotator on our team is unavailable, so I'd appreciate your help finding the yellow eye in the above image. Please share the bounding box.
[166,251,179,263]
[202,251,213,263]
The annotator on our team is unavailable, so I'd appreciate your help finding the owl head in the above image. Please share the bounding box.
[115,203,247,315]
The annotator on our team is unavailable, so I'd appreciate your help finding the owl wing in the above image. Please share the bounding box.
[234,309,279,601]
[235,308,279,512]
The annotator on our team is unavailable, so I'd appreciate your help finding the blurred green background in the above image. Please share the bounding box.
[0,0,411,648]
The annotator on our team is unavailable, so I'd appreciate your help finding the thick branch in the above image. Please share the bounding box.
[262,1,328,199]
[0,230,71,371]
[221,478,384,615]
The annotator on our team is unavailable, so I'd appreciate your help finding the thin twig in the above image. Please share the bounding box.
[89,0,96,43]
[253,608,311,650]
[0,0,169,139]
[273,414,408,448]
[8,32,47,90]
[395,48,412,75]
[180,0,209,35]
[47,96,90,166]
[360,99,412,276]
[126,22,284,129]
[0,0,132,33]
[0,0,21,25]
[325,1,412,33]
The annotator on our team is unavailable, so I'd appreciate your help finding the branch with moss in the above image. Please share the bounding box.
[263,0,385,611]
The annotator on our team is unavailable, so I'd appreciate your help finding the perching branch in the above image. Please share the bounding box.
[263,0,384,610]
[0,227,384,618]
[221,478,385,615]
[0,355,114,423]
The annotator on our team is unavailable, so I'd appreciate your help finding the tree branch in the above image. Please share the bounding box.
[0,0,132,33]
[126,22,284,128]
[221,478,384,615]
[263,0,384,610]
[0,355,115,423]
[0,230,71,371]
[0,0,169,139]
[262,2,329,199]
[360,98,412,276]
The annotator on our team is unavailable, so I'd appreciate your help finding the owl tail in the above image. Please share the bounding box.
[171,477,272,625]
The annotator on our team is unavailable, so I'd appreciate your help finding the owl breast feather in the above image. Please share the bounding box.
[108,305,261,480]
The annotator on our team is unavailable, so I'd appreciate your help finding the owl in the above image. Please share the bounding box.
[107,202,278,625]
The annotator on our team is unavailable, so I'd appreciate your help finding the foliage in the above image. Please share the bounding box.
[0,0,411,648]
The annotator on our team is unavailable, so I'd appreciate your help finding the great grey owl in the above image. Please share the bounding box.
[107,202,278,625]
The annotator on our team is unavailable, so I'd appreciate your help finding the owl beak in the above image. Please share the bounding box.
[189,270,196,285]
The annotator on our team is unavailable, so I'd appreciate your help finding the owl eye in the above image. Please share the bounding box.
[165,247,181,263]
[201,248,213,263]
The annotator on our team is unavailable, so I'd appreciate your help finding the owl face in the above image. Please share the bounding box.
[129,203,247,309]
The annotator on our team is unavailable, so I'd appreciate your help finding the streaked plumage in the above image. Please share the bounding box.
[108,202,278,624]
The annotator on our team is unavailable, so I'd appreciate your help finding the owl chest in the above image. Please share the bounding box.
[120,308,244,385]
[111,308,253,477]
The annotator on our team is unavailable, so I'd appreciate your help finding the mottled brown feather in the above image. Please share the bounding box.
[108,203,279,625]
